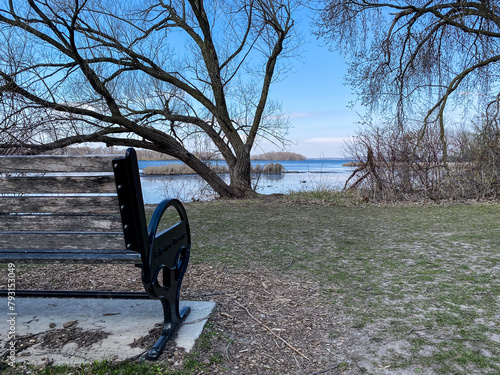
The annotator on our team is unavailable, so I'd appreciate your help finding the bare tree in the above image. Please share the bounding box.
[0,0,299,198]
[316,0,500,161]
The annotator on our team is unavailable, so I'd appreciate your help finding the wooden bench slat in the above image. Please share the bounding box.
[0,215,122,231]
[0,176,117,194]
[0,196,119,215]
[0,153,136,264]
[0,155,116,173]
[0,249,140,263]
[0,232,125,250]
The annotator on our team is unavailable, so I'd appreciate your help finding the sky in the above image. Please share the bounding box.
[261,10,362,159]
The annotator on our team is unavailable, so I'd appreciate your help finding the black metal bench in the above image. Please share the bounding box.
[0,148,190,360]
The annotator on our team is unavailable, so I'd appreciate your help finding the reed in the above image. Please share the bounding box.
[143,164,229,175]
[144,163,285,175]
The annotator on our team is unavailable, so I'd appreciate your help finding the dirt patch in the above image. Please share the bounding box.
[179,265,343,374]
[3,325,110,360]
[130,323,163,349]
[37,326,110,350]
[2,263,354,374]
[0,263,144,292]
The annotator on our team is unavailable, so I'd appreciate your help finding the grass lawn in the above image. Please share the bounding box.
[187,196,500,374]
[2,195,499,374]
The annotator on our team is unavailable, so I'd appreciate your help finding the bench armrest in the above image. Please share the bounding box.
[143,198,190,299]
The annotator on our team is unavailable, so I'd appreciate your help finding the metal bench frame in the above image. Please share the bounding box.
[113,148,191,359]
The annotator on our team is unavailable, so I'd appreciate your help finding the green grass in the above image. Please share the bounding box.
[185,198,500,373]
[4,361,169,375]
[3,196,500,374]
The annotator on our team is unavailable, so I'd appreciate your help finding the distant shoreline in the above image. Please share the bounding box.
[139,157,351,162]
[140,158,355,176]
[142,170,344,176]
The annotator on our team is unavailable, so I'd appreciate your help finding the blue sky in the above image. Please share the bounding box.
[262,13,362,159]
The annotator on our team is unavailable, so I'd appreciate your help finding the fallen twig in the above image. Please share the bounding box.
[264,353,280,363]
[225,340,233,361]
[220,312,234,319]
[234,301,310,361]
[183,316,210,325]
[261,281,271,294]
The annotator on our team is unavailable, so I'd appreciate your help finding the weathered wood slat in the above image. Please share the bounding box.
[0,232,125,250]
[0,153,141,265]
[0,176,117,194]
[0,249,140,263]
[0,196,119,215]
[0,155,116,173]
[0,215,122,231]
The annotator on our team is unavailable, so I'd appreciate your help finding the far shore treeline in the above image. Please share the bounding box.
[46,146,303,176]
[51,146,307,162]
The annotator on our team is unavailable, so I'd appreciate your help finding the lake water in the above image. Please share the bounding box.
[138,159,356,203]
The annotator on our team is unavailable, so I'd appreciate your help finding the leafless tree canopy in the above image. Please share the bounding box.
[316,1,500,200]
[316,1,500,150]
[0,0,300,198]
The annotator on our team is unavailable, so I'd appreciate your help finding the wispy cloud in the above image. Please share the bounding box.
[303,137,349,144]
[289,112,315,119]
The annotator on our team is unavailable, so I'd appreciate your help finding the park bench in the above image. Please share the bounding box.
[0,148,191,360]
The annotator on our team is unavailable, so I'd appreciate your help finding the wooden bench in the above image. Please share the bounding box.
[0,148,191,360]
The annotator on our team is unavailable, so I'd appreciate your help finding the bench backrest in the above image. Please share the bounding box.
[113,149,191,301]
[0,154,139,262]
[112,149,149,261]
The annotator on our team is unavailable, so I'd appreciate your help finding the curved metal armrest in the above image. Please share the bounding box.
[143,198,191,299]
[142,198,192,360]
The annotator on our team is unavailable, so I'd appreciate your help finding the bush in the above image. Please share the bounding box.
[343,120,500,201]
[262,163,285,174]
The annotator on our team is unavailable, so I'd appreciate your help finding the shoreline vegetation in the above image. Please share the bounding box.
[342,161,360,167]
[143,162,286,176]
[134,150,306,176]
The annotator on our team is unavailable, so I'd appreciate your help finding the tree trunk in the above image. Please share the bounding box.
[171,144,253,198]
[175,149,241,199]
[227,145,255,198]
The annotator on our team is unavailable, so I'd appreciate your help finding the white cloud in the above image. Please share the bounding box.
[289,112,315,119]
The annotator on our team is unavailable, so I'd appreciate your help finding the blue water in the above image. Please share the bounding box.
[138,159,355,203]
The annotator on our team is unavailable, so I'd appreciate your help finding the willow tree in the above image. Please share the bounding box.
[0,0,299,198]
[316,1,500,160]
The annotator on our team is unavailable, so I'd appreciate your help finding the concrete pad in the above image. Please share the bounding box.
[0,298,215,365]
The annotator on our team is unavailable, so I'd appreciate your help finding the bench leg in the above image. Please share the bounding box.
[146,297,191,360]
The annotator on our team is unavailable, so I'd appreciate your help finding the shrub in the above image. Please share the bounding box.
[262,163,285,174]
[343,120,500,201]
